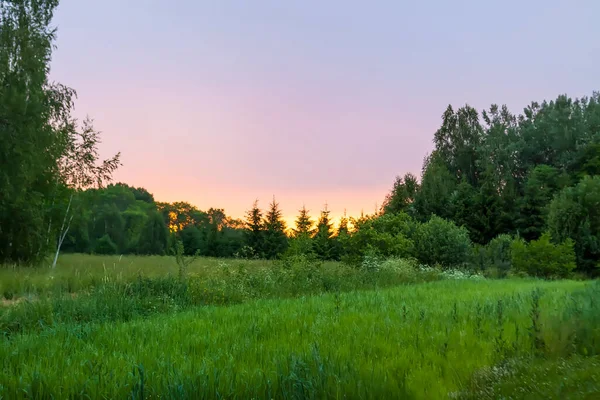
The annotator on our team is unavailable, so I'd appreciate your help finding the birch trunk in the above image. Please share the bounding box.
[51,193,74,269]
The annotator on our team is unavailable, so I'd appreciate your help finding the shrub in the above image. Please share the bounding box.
[94,235,118,255]
[234,245,259,260]
[180,226,204,256]
[278,252,322,271]
[378,257,422,282]
[486,235,513,271]
[360,248,383,272]
[510,232,576,278]
[343,214,416,265]
[370,212,419,238]
[283,234,315,259]
[358,256,443,285]
[440,269,485,281]
[414,216,472,269]
[471,234,514,277]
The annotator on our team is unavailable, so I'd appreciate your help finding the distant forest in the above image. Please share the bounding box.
[52,92,600,276]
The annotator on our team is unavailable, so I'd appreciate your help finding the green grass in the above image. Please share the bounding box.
[0,254,272,299]
[0,253,442,308]
[456,356,600,399]
[2,254,430,299]
[0,278,598,399]
[1,255,441,337]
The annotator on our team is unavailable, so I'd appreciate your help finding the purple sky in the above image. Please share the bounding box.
[50,0,600,225]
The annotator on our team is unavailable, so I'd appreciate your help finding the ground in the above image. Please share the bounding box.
[0,254,598,399]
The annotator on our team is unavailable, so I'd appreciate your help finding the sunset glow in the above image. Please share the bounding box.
[49,0,599,224]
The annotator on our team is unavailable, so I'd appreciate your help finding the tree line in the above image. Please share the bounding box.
[49,91,600,278]
[58,186,345,262]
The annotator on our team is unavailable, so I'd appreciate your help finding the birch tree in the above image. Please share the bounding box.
[52,118,120,268]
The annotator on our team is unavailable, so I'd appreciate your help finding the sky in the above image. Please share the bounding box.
[50,0,600,227]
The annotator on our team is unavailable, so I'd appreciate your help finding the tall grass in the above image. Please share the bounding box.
[0,254,271,299]
[2,254,428,299]
[0,279,597,399]
[1,256,441,336]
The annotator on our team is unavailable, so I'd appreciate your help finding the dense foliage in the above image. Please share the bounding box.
[0,0,72,263]
[511,233,577,278]
[0,0,119,266]
[414,216,472,268]
[383,94,600,276]
[547,175,600,273]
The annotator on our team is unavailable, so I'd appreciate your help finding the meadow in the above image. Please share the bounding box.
[0,254,442,306]
[0,255,599,399]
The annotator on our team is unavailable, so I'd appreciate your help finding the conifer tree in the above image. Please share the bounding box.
[263,197,288,259]
[313,204,335,260]
[293,205,314,238]
[286,205,315,257]
[244,200,264,257]
[333,210,350,261]
[337,211,350,237]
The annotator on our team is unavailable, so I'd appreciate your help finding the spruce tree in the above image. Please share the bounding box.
[333,210,350,261]
[337,211,350,236]
[313,205,335,260]
[244,200,264,258]
[262,197,288,259]
[293,205,314,237]
[286,205,315,257]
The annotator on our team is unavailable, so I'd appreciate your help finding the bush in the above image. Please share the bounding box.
[278,252,322,271]
[510,232,576,278]
[359,256,442,284]
[283,234,315,259]
[370,213,419,238]
[360,248,382,272]
[414,216,472,269]
[486,234,513,271]
[343,214,416,265]
[471,234,514,277]
[440,269,485,281]
[94,235,118,255]
[378,258,424,282]
[234,245,259,260]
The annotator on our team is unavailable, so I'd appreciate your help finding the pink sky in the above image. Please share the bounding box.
[49,1,599,226]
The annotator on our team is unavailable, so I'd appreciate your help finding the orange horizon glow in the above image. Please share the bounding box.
[143,179,386,230]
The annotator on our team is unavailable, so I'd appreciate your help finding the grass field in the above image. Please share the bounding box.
[0,254,442,308]
[1,255,599,399]
[0,254,271,299]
